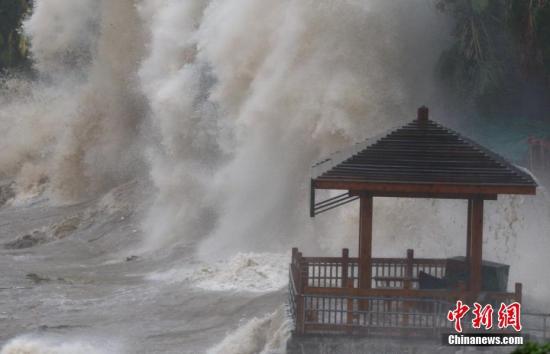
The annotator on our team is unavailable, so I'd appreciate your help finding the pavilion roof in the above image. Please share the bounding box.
[310,107,537,215]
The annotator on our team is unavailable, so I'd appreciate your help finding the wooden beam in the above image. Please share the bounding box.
[313,179,536,196]
[359,195,373,290]
[469,199,484,293]
[350,190,497,200]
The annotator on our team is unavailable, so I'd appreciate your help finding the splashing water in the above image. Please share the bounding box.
[2,0,450,250]
[137,0,451,256]
[2,0,146,202]
[207,307,291,354]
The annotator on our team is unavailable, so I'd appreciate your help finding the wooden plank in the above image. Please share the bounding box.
[313,179,536,195]
[323,167,528,177]
[347,158,504,167]
[334,165,520,175]
[322,172,528,180]
[319,176,529,185]
[323,172,527,182]
[319,177,529,185]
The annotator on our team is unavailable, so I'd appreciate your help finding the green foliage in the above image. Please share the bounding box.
[436,0,550,120]
[511,341,550,354]
[436,0,509,94]
[0,0,32,73]
[472,0,490,14]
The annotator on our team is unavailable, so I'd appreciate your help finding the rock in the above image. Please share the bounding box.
[53,216,80,239]
[0,182,15,207]
[26,273,51,284]
[4,230,47,249]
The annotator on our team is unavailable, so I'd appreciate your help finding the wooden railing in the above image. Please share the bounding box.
[296,248,448,290]
[289,248,522,336]
[523,312,550,341]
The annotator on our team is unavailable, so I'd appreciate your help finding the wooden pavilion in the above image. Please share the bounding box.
[288,106,538,336]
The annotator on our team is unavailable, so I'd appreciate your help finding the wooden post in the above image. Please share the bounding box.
[469,199,484,293]
[295,251,306,334]
[358,195,373,312]
[341,248,349,288]
[417,106,429,122]
[358,195,373,290]
[466,200,473,260]
[515,283,522,303]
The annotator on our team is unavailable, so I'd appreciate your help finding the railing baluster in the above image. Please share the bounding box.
[329,260,333,287]
[341,249,349,288]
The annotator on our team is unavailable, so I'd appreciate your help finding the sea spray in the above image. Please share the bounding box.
[137,0,221,251]
[137,0,451,256]
[1,0,147,202]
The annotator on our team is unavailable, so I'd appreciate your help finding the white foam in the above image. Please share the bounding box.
[147,252,288,293]
[0,335,122,354]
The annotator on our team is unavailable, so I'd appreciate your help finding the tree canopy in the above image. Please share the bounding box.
[437,0,550,120]
[0,0,32,72]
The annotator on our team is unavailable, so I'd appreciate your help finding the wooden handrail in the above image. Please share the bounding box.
[303,286,467,299]
[302,256,447,264]
[372,276,419,282]
[302,286,518,302]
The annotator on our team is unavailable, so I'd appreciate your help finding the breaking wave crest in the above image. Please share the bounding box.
[207,307,291,354]
[147,252,288,293]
